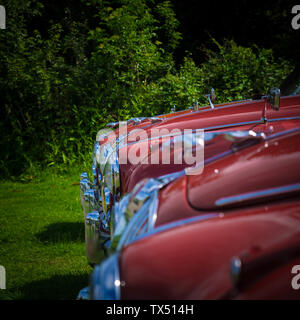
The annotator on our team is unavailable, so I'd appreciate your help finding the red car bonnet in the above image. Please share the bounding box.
[119,95,300,194]
[120,198,300,299]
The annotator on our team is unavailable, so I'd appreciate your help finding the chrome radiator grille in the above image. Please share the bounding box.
[80,136,122,264]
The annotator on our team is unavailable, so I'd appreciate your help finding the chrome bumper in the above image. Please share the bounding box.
[80,172,109,265]
[85,211,110,265]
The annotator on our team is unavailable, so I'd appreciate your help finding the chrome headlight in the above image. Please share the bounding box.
[90,253,121,300]
[102,143,120,203]
[94,142,114,214]
[98,143,112,174]
[109,171,183,252]
[115,188,158,251]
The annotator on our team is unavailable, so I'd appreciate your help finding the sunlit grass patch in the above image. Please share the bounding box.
[0,169,93,300]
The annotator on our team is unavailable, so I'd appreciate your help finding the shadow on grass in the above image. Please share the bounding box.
[36,222,85,244]
[15,273,90,300]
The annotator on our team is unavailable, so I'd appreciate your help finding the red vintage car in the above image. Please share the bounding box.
[89,116,300,300]
[77,82,300,300]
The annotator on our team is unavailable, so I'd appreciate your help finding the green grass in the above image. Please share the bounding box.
[0,170,94,300]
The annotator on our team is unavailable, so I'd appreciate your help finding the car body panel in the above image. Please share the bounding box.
[120,198,300,300]
[187,126,300,210]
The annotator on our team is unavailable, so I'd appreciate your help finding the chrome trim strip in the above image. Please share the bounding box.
[153,99,252,119]
[215,183,300,207]
[204,150,233,165]
[121,116,300,149]
[153,99,256,122]
[123,121,263,148]
[203,120,261,131]
[268,116,300,123]
[131,213,220,245]
[266,124,300,141]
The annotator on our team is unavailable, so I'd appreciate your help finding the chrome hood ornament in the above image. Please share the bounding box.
[205,88,216,109]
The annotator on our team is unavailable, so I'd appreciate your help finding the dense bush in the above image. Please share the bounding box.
[0,0,293,179]
[201,39,292,102]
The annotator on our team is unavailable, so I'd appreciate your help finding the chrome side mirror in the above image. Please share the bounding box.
[210,88,216,102]
[266,87,281,111]
[192,101,199,111]
[205,88,216,109]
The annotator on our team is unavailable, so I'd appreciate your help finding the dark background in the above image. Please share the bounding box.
[27,0,300,77]
[173,0,299,64]
[28,0,300,64]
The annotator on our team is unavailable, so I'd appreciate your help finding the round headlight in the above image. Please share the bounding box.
[97,143,112,174]
[89,253,121,300]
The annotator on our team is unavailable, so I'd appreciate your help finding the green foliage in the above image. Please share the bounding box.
[0,1,294,178]
[0,0,101,177]
[87,0,177,119]
[201,39,292,102]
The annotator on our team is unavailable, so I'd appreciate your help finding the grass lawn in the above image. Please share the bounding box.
[0,170,95,300]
